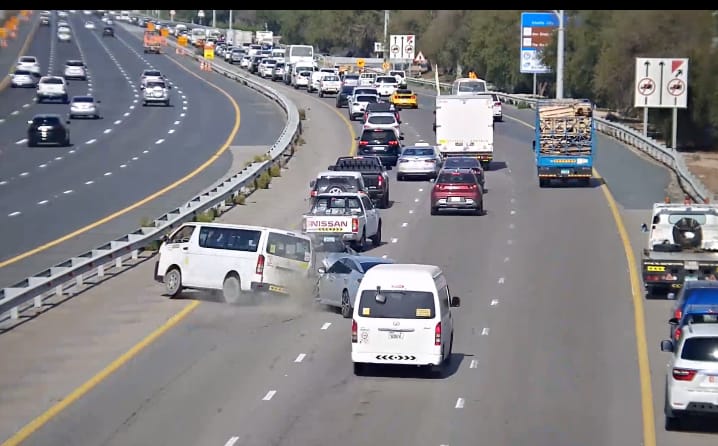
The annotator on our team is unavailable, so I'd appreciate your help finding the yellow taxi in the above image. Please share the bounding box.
[390,88,418,109]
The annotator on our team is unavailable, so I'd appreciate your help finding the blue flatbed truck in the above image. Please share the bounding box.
[533,99,595,187]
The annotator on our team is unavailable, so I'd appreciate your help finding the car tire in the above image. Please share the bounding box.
[27,138,36,148]
[397,173,404,181]
[353,362,366,376]
[539,179,549,188]
[222,274,243,304]
[164,267,182,298]
[64,137,71,147]
[381,193,390,209]
[430,205,438,216]
[353,231,366,252]
[371,222,382,247]
[341,289,352,318]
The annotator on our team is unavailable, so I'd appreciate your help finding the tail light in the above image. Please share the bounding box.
[675,308,682,320]
[256,254,265,275]
[310,190,317,197]
[388,141,399,146]
[434,322,442,346]
[494,101,501,107]
[435,184,446,191]
[351,217,359,233]
[351,319,358,343]
[377,175,384,188]
[672,368,697,381]
[674,327,681,341]
[358,141,368,146]
[411,95,416,100]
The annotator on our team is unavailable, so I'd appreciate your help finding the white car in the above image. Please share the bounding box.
[239,55,251,69]
[374,75,399,97]
[57,30,72,42]
[293,71,311,89]
[16,56,40,74]
[661,324,718,430]
[348,94,379,121]
[84,21,95,29]
[478,93,503,122]
[363,112,400,135]
[319,74,341,97]
[37,76,69,103]
[57,10,69,18]
[140,69,167,89]
[69,95,101,119]
[259,59,276,78]
[389,70,407,87]
[10,69,39,88]
[63,60,87,80]
[142,80,170,106]
[307,71,324,93]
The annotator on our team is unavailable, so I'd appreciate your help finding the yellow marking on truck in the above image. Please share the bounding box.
[646,265,666,272]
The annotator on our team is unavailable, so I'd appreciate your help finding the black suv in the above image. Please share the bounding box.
[335,85,355,108]
[27,114,71,147]
[356,128,402,167]
[102,26,114,37]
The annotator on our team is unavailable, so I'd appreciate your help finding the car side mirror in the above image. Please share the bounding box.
[96,100,102,103]
[399,135,404,140]
[66,120,71,125]
[669,318,679,326]
[317,266,326,275]
[355,136,360,140]
[160,234,169,243]
[660,339,674,352]
[450,296,461,307]
[640,223,648,233]
[667,292,676,300]
[309,179,316,188]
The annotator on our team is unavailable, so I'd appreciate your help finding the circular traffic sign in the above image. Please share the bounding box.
[404,45,413,55]
[667,78,685,96]
[637,77,655,96]
[382,62,390,71]
[170,10,176,15]
[390,45,400,54]
[197,10,205,18]
[357,58,365,68]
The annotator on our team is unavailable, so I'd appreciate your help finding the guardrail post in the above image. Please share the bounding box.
[75,274,83,288]
[34,295,42,308]
[131,250,139,260]
[55,285,63,296]
[10,306,19,320]
[97,264,105,279]
[116,257,123,269]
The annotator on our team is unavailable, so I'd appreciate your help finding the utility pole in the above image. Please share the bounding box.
[212,10,216,28]
[554,9,565,99]
[229,10,233,31]
[383,10,389,64]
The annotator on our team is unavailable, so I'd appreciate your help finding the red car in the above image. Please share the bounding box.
[430,169,484,215]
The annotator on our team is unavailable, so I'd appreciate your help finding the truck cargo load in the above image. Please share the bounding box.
[434,95,494,168]
[534,99,594,186]
[143,30,162,54]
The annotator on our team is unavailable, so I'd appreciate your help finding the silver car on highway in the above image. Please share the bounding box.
[396,144,443,180]
[69,96,101,119]
[316,254,394,318]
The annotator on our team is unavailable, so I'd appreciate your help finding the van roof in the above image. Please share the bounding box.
[185,222,309,239]
[362,263,442,283]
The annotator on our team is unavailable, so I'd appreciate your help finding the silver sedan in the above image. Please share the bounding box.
[69,96,101,119]
[396,144,443,180]
[316,254,394,318]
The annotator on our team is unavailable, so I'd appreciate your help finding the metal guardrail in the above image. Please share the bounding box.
[0,29,302,321]
[406,77,712,202]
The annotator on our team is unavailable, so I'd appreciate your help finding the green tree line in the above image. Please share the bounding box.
[165,10,718,147]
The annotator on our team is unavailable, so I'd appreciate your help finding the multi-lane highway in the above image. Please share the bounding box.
[0,19,715,446]
[0,12,285,289]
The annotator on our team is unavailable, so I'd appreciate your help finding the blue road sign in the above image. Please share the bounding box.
[520,12,559,74]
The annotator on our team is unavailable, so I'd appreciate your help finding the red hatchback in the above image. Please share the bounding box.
[430,169,484,215]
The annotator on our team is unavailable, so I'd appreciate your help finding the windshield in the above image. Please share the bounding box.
[33,117,60,125]
[144,71,161,77]
[360,261,390,272]
[668,214,707,225]
[146,82,165,89]
[358,290,436,319]
[457,80,486,93]
[311,196,363,216]
[368,115,396,125]
[681,337,718,362]
[402,148,436,157]
[324,75,339,82]
[376,76,396,84]
[66,61,84,67]
[42,78,63,84]
[437,172,476,184]
[315,177,358,191]
[389,71,404,77]
[355,95,378,104]
[289,46,313,57]
[19,57,36,63]
[72,97,94,103]
[14,70,31,76]
[445,158,480,168]
[361,130,396,143]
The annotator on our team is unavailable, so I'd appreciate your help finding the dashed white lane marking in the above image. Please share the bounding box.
[155,139,165,144]
[143,150,149,154]
[414,198,419,203]
[182,100,188,104]
[294,353,306,363]
[10,110,19,116]
[0,181,6,186]
[504,257,509,263]
[22,103,30,108]
[408,209,414,214]
[418,187,424,192]
[133,99,138,103]
[104,172,112,176]
[481,327,490,336]
[114,119,122,125]
[15,138,27,145]
[123,112,130,117]
[37,199,49,205]
[455,398,465,409]
[391,238,398,243]
[19,172,29,177]
[86,138,97,144]
[68,149,75,154]
[180,112,186,117]
[469,359,479,369]
[507,240,513,245]
[490,299,499,306]
[262,390,277,401]
[39,164,47,168]
[401,222,408,227]
[509,223,515,229]
[120,164,127,168]
[129,105,135,109]
[497,277,505,284]
[103,128,112,134]
[181,95,187,99]
[510,210,516,215]
[8,211,21,217]
[54,156,62,161]
[132,156,139,161]
[85,180,94,185]
[224,437,240,446]
[173,120,180,125]
[63,190,73,195]
[320,322,332,330]
[182,106,187,110]
[168,129,175,134]
[381,254,388,259]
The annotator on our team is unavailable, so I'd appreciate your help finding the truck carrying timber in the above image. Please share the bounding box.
[434,95,494,168]
[533,99,595,187]
[641,201,718,296]
[143,30,162,54]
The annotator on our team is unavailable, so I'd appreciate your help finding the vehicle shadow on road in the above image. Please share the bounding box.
[360,352,468,380]
[540,177,605,189]
[486,161,508,171]
[673,415,718,434]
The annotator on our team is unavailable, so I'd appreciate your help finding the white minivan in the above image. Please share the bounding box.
[351,263,461,376]
[154,223,314,303]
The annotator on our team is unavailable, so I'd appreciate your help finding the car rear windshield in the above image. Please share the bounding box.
[198,226,261,252]
[14,70,31,76]
[20,57,35,63]
[361,130,396,143]
[66,61,84,66]
[316,176,358,189]
[444,158,480,169]
[437,172,476,184]
[389,71,404,77]
[324,75,339,82]
[357,290,435,319]
[42,78,63,84]
[311,196,363,215]
[681,337,718,362]
[355,95,378,104]
[33,117,60,125]
[368,115,396,125]
[144,71,161,77]
[72,97,94,103]
[402,148,435,157]
[341,86,355,94]
[266,232,311,263]
[376,76,396,83]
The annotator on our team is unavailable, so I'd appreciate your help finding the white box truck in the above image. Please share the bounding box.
[434,95,494,168]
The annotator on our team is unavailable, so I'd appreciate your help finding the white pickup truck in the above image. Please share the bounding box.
[319,74,341,97]
[302,193,382,252]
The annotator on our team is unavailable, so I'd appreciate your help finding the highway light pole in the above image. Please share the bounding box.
[229,10,232,31]
[553,9,565,99]
[212,10,216,28]
[383,10,389,66]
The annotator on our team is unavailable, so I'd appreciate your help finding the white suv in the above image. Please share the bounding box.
[37,76,69,103]
[661,324,718,430]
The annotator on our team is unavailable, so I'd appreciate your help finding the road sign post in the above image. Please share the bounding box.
[389,34,415,64]
[520,12,559,75]
[634,57,689,147]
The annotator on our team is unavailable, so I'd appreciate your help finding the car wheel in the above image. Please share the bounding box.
[222,274,242,304]
[370,222,382,247]
[164,267,182,298]
[27,138,36,147]
[341,289,352,318]
[353,362,366,376]
[397,173,404,181]
[430,205,438,216]
[353,231,366,252]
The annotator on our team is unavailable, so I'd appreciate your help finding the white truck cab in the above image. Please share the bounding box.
[351,263,461,376]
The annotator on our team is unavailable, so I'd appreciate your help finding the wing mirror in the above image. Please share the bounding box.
[317,266,326,275]
[450,296,461,307]
[309,179,316,188]
[660,339,674,352]
[355,136,360,140]
[668,318,679,326]
[160,234,169,243]
[66,120,72,125]
[399,135,404,140]
[96,99,101,103]
[641,223,648,233]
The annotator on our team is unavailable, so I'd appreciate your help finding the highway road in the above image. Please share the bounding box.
[2,55,709,446]
[0,13,285,289]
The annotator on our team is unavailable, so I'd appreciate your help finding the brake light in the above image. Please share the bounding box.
[351,217,359,233]
[411,95,416,100]
[494,101,501,107]
[310,190,317,197]
[359,141,368,146]
[352,319,358,343]
[672,368,697,381]
[674,327,681,341]
[256,254,265,275]
[435,322,442,346]
[388,140,399,146]
[377,175,384,187]
[675,308,682,320]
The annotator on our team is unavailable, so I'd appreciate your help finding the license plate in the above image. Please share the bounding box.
[388,332,403,340]
[449,197,462,202]
[685,275,698,282]
[373,146,386,151]
[561,169,570,175]
[323,236,336,242]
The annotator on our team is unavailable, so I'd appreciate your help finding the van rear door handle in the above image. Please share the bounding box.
[182,247,188,251]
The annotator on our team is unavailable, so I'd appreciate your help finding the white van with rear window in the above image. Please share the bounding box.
[351,263,461,376]
[154,223,314,303]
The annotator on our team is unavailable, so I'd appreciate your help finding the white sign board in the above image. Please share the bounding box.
[197,10,205,18]
[389,34,415,62]
[634,57,688,109]
[374,42,384,53]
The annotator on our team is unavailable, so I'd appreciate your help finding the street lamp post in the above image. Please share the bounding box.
[553,9,565,99]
